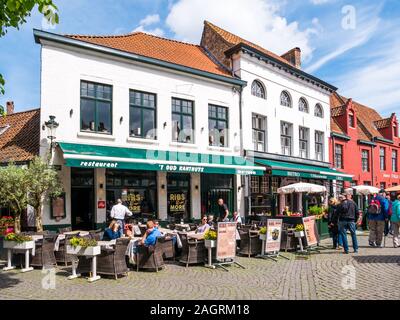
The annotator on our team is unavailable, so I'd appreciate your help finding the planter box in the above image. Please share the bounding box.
[204,240,216,248]
[294,231,305,238]
[316,219,330,239]
[3,240,35,250]
[66,245,101,256]
[259,234,267,241]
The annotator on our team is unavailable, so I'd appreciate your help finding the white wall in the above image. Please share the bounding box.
[39,42,243,224]
[234,54,331,162]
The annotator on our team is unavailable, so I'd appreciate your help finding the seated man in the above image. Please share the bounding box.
[103,220,121,241]
[140,220,161,247]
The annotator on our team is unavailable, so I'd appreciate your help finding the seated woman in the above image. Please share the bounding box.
[140,221,161,246]
[196,216,211,234]
[103,220,121,241]
[207,215,215,227]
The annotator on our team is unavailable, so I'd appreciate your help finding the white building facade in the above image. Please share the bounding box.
[35,29,264,230]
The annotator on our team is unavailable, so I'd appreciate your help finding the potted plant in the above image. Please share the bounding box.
[259,226,267,241]
[3,233,34,250]
[66,237,100,256]
[204,229,217,248]
[294,224,305,238]
[0,216,14,236]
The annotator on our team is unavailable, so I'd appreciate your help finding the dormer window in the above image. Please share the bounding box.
[251,80,266,99]
[0,124,10,135]
[349,112,355,128]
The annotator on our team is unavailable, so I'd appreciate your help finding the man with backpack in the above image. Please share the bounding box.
[391,194,400,248]
[367,190,389,247]
[337,193,359,254]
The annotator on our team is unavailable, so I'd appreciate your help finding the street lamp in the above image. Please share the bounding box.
[45,115,59,154]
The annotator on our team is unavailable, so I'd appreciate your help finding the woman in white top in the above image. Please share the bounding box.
[196,216,211,234]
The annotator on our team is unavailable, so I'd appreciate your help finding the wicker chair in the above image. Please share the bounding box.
[139,225,147,236]
[55,234,78,266]
[160,236,175,261]
[136,237,165,272]
[96,238,130,279]
[178,233,206,267]
[89,229,103,241]
[30,235,57,268]
[238,230,262,258]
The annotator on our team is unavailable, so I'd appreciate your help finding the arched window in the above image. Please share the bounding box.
[299,98,309,113]
[280,91,292,108]
[251,80,266,99]
[314,104,324,118]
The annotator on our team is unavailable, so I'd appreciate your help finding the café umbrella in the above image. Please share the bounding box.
[345,185,380,196]
[277,183,327,195]
[385,185,400,193]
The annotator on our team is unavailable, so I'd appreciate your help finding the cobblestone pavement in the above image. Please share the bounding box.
[1,234,399,300]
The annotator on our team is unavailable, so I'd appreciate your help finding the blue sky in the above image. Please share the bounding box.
[0,0,399,116]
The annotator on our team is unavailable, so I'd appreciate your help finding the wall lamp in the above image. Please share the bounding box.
[161,184,166,190]
[69,109,74,117]
[120,116,123,124]
[44,115,59,156]
[163,122,167,129]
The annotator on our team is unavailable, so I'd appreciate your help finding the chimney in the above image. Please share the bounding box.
[6,101,14,115]
[281,47,301,69]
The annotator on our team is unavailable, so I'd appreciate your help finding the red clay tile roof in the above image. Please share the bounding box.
[331,106,346,117]
[330,118,345,135]
[66,32,231,78]
[0,109,40,163]
[204,21,298,69]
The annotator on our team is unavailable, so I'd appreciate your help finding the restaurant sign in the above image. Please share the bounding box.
[169,193,187,214]
[302,216,319,247]
[264,219,283,254]
[216,222,237,261]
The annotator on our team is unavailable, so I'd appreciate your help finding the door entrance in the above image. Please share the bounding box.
[71,168,95,230]
[201,174,234,216]
[167,173,191,222]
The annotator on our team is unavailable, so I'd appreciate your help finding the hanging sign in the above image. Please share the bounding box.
[302,216,319,247]
[265,219,283,254]
[216,222,237,261]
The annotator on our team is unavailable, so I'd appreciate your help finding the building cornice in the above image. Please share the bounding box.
[358,139,376,147]
[331,132,351,141]
[225,43,337,92]
[33,29,247,87]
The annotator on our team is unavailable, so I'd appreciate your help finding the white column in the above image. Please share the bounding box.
[191,173,201,220]
[158,172,168,220]
[298,193,303,213]
[95,168,106,226]
[237,175,245,217]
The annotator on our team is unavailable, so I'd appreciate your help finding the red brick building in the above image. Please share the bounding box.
[330,93,400,192]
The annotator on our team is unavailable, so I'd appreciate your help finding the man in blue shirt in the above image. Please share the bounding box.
[368,190,389,247]
[141,220,161,247]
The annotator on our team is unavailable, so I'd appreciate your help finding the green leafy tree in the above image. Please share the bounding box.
[26,157,63,231]
[0,0,59,109]
[0,163,30,233]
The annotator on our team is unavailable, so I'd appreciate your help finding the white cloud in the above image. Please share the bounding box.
[133,13,164,37]
[165,0,317,60]
[139,14,161,26]
[331,18,400,116]
[310,0,332,4]
[304,4,381,73]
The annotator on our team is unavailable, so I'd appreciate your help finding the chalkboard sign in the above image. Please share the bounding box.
[302,216,319,247]
[265,219,283,254]
[216,222,237,261]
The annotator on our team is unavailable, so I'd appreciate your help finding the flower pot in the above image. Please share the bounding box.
[66,245,101,256]
[204,240,216,248]
[294,231,305,238]
[259,234,267,241]
[3,241,35,250]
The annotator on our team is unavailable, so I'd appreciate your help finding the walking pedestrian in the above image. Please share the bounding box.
[327,197,343,249]
[337,194,359,254]
[368,190,389,247]
[391,194,400,248]
[110,199,133,237]
[385,195,393,236]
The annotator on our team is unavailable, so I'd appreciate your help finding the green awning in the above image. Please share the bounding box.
[58,142,265,176]
[255,158,353,181]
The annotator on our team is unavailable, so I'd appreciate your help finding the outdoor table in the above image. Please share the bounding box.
[2,241,35,273]
[187,233,204,240]
[63,231,89,236]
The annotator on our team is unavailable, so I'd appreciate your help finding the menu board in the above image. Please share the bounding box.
[126,192,143,214]
[51,193,66,221]
[169,193,187,214]
[302,216,319,247]
[216,222,237,261]
[265,219,283,254]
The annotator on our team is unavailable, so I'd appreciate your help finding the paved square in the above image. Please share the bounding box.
[1,234,399,300]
